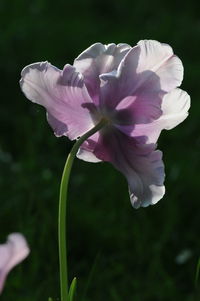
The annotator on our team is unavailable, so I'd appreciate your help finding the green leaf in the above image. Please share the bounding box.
[48,298,53,301]
[68,277,77,301]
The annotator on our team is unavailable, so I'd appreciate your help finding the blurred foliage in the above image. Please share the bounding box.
[0,0,199,300]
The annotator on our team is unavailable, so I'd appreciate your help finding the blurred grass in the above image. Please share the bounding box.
[0,0,200,300]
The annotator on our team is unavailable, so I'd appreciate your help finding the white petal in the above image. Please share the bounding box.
[137,40,183,91]
[77,132,102,163]
[160,88,190,130]
[77,148,101,163]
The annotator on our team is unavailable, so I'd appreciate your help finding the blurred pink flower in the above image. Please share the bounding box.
[0,233,30,294]
[20,40,190,208]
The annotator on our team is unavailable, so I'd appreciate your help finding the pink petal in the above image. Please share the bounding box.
[117,88,190,143]
[20,62,95,140]
[74,43,131,105]
[0,233,30,294]
[100,40,183,124]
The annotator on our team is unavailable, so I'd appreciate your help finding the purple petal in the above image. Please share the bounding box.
[128,149,165,208]
[99,40,183,124]
[0,233,30,294]
[46,113,68,137]
[117,88,190,143]
[20,62,95,140]
[78,128,165,208]
[74,43,131,105]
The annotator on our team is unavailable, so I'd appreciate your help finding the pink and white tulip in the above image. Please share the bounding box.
[20,40,190,208]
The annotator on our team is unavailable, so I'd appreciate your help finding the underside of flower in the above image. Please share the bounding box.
[20,40,190,208]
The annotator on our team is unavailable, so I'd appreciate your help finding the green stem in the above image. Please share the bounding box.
[58,118,108,301]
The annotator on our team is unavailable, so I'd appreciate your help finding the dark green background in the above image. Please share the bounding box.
[0,0,199,300]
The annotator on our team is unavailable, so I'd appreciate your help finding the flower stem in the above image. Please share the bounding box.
[58,118,108,301]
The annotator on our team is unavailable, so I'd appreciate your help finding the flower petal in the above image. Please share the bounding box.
[159,88,190,130]
[77,132,102,163]
[74,43,131,104]
[99,40,183,124]
[78,128,165,208]
[137,40,183,91]
[128,149,165,208]
[117,88,190,143]
[0,233,30,294]
[20,62,95,140]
